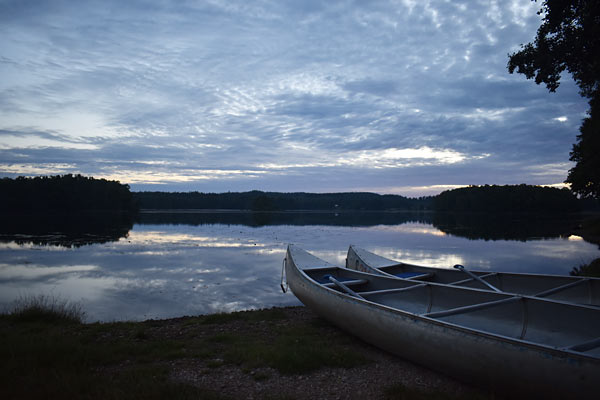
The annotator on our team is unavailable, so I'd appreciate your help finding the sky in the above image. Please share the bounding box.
[0,0,589,197]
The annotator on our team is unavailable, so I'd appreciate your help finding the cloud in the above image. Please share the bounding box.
[0,0,588,195]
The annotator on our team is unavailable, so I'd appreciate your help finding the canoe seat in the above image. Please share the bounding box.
[395,272,433,280]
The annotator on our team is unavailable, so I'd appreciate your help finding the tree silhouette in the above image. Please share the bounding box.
[507,0,600,199]
[133,191,432,211]
[0,175,137,213]
[433,185,579,213]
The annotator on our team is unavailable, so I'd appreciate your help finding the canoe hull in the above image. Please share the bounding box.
[286,246,599,399]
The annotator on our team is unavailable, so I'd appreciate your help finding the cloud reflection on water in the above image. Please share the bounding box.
[0,219,598,322]
[127,230,268,248]
[0,263,97,279]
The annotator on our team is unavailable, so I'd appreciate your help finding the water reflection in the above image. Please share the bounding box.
[128,230,267,248]
[431,212,577,241]
[0,264,97,279]
[0,213,133,247]
[366,249,467,269]
[137,210,431,227]
[0,213,598,322]
[139,211,585,242]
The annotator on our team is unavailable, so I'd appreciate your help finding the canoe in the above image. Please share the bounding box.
[284,244,600,399]
[346,245,600,307]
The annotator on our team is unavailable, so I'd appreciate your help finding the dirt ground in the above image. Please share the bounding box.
[158,307,490,399]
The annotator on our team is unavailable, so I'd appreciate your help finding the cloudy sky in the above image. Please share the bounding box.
[0,0,588,196]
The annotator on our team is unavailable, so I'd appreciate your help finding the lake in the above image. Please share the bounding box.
[1,211,598,322]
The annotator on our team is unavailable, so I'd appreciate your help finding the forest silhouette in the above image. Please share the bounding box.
[0,175,589,214]
[0,175,136,213]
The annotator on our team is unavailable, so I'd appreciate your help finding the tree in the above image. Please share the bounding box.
[507,0,600,199]
[567,97,600,197]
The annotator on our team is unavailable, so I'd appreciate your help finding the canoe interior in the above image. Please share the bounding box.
[347,246,600,307]
[296,252,600,357]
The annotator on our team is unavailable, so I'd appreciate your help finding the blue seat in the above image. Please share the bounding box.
[395,271,427,279]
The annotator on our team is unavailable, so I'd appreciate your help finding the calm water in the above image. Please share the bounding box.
[0,212,598,322]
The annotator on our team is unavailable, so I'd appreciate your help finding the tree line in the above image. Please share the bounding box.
[135,185,586,213]
[0,175,137,213]
[0,176,592,213]
[133,190,433,211]
[434,185,580,213]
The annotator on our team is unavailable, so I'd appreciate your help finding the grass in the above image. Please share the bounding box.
[0,302,369,399]
[0,298,226,399]
[213,323,369,375]
[200,307,288,324]
[6,294,86,324]
[1,300,484,399]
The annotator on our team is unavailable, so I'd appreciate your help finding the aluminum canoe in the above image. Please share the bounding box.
[284,244,600,399]
[346,245,600,307]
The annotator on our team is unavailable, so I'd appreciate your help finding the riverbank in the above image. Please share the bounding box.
[1,305,491,399]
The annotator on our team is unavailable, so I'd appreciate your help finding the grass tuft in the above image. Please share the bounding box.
[571,258,600,277]
[201,307,287,324]
[7,294,85,324]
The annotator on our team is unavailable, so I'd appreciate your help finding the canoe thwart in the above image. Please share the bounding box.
[534,279,589,298]
[447,272,498,286]
[423,296,522,318]
[327,275,365,300]
[454,265,502,292]
[358,283,427,296]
